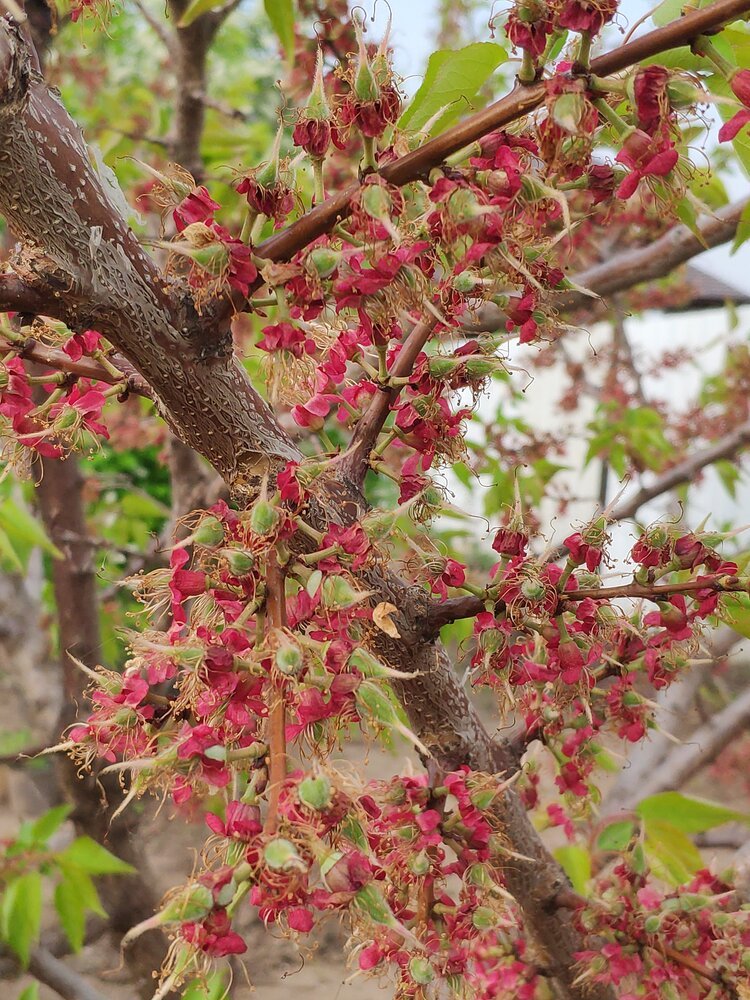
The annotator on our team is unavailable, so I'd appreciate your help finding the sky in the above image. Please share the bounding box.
[355,0,750,294]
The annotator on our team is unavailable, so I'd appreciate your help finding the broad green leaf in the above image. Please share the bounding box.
[55,877,87,952]
[717,593,750,638]
[644,819,703,884]
[1,872,43,966]
[58,836,135,875]
[17,985,40,1000]
[0,527,24,573]
[399,42,507,136]
[597,820,635,852]
[178,0,224,27]
[0,498,62,564]
[0,727,33,757]
[263,0,295,65]
[637,791,750,833]
[732,200,750,253]
[25,805,72,847]
[182,972,229,1000]
[554,845,591,893]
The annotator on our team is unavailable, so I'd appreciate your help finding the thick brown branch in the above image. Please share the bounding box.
[0,336,150,393]
[467,196,750,333]
[255,0,750,267]
[608,419,750,522]
[426,575,747,633]
[26,946,109,1000]
[0,271,55,313]
[610,681,750,811]
[336,312,439,487]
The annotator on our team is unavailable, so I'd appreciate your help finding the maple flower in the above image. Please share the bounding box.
[615,129,678,199]
[557,0,617,35]
[181,907,247,957]
[173,186,220,232]
[718,69,750,142]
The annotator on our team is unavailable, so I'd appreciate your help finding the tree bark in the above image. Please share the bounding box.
[6,7,749,993]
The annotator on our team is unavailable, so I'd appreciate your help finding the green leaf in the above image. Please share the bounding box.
[717,593,750,638]
[643,819,703,884]
[0,498,62,567]
[263,0,295,66]
[58,836,135,875]
[554,845,591,893]
[55,877,87,952]
[29,805,72,846]
[1,872,43,966]
[182,972,229,1000]
[597,820,635,852]
[732,200,750,253]
[177,0,224,28]
[637,791,750,833]
[399,42,507,135]
[17,985,40,1000]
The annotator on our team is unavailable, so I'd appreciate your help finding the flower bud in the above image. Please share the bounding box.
[472,906,496,930]
[264,838,305,871]
[275,640,304,676]
[452,270,482,295]
[223,547,255,577]
[250,500,280,536]
[321,575,365,609]
[307,246,341,279]
[193,515,224,547]
[465,358,496,378]
[298,775,332,811]
[161,884,214,924]
[520,578,546,601]
[428,356,460,377]
[408,850,431,876]
[408,957,434,985]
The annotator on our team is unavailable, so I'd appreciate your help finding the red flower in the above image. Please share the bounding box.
[205,800,262,841]
[181,907,246,957]
[173,186,220,232]
[615,129,678,199]
[492,527,528,557]
[719,69,750,142]
[557,0,617,35]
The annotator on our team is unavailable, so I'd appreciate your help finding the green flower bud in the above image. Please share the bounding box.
[520,578,546,601]
[408,957,434,985]
[250,500,280,536]
[465,358,496,377]
[472,906,496,930]
[428,356,460,377]
[308,246,341,279]
[408,850,431,876]
[321,575,365,609]
[223,547,255,577]
[298,775,332,811]
[264,838,305,871]
[452,270,482,294]
[275,640,304,676]
[193,515,224,547]
[161,884,214,924]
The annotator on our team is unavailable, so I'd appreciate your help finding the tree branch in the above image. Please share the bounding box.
[609,678,750,813]
[27,946,109,1000]
[254,0,750,267]
[466,196,750,333]
[336,312,439,488]
[0,336,150,393]
[607,419,750,523]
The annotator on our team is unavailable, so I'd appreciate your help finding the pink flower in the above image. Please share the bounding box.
[181,907,246,957]
[615,129,678,199]
[719,69,750,142]
[173,186,220,232]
